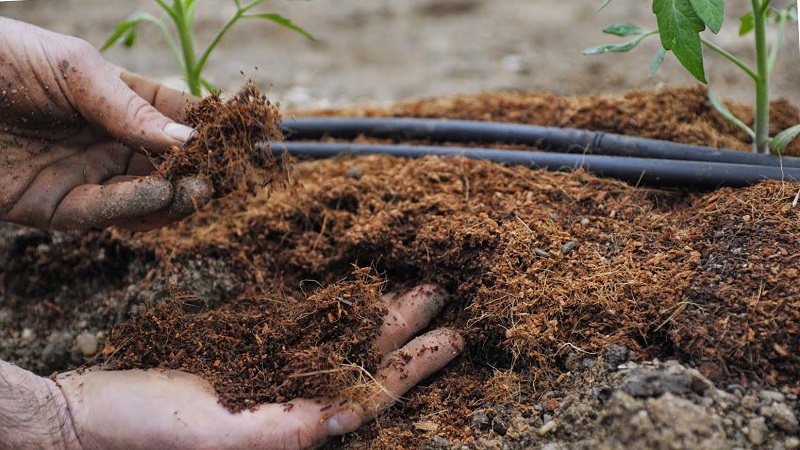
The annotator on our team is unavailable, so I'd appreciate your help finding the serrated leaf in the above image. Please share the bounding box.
[599,0,613,11]
[688,0,724,33]
[653,0,707,83]
[603,22,646,36]
[242,13,315,40]
[708,88,755,139]
[739,12,754,35]
[648,47,667,77]
[771,124,800,154]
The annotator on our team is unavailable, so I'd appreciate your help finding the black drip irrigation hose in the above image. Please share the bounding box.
[269,117,800,188]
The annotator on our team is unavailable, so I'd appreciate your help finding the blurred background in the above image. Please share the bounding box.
[1,0,798,109]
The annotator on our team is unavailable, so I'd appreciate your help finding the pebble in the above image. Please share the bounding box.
[561,241,576,255]
[741,394,760,411]
[345,165,362,180]
[759,390,786,404]
[786,437,800,450]
[538,420,557,436]
[75,331,99,357]
[604,344,630,370]
[534,247,550,257]
[760,402,799,433]
[579,217,590,225]
[745,417,767,445]
[20,328,35,343]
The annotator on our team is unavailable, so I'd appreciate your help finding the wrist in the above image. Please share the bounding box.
[0,360,81,450]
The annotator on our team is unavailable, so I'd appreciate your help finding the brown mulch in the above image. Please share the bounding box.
[29,85,800,447]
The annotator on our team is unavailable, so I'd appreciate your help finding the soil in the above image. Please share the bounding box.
[2,2,800,449]
[3,86,800,449]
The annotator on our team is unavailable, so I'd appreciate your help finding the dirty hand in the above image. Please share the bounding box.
[54,285,462,450]
[0,17,209,231]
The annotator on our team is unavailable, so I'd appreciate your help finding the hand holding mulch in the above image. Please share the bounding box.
[156,81,290,198]
[55,285,462,450]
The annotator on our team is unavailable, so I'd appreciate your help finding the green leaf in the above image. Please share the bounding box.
[739,12,754,35]
[583,38,644,55]
[707,89,755,139]
[648,47,667,77]
[599,0,613,11]
[242,13,315,40]
[771,124,800,154]
[603,22,646,36]
[122,29,137,47]
[653,0,707,83]
[688,0,724,33]
[101,12,163,51]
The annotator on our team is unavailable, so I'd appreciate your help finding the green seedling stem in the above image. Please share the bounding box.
[586,0,799,154]
[103,0,314,97]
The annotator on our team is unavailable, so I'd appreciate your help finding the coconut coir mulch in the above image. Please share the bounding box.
[156,81,289,197]
[92,86,800,447]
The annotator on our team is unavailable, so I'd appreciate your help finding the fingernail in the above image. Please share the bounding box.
[325,409,362,436]
[164,123,195,143]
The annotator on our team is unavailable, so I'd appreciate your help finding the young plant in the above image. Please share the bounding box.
[585,0,799,154]
[102,0,314,97]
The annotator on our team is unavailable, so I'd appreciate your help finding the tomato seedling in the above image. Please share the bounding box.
[102,0,314,97]
[586,0,798,154]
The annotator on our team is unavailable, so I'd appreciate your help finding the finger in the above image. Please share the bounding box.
[66,47,195,153]
[111,177,212,231]
[120,70,199,122]
[3,144,135,229]
[49,177,175,230]
[373,285,450,354]
[326,328,464,436]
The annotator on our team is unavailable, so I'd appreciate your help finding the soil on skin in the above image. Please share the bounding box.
[2,86,800,449]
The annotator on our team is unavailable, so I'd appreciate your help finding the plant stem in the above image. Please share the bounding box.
[752,0,771,154]
[194,1,264,89]
[173,0,200,96]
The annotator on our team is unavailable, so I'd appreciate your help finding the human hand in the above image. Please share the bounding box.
[0,17,210,231]
[54,285,462,450]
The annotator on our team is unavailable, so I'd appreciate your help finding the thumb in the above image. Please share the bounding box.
[69,50,194,153]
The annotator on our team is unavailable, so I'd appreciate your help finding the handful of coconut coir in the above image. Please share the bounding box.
[156,82,288,198]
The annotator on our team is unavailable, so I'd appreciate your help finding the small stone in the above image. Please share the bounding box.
[603,344,630,370]
[579,217,590,225]
[75,331,99,357]
[344,165,362,180]
[759,390,786,404]
[746,417,767,445]
[538,420,557,436]
[741,394,760,411]
[534,247,550,257]
[561,241,576,255]
[785,437,800,450]
[20,328,35,343]
[760,402,799,433]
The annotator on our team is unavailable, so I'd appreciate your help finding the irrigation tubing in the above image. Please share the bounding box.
[269,142,800,189]
[280,117,800,168]
[271,117,800,188]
